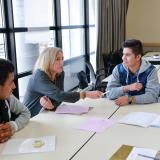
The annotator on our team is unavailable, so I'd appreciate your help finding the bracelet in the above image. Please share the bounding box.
[81,92,86,99]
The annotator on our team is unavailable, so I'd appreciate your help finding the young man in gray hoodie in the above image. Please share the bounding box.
[0,59,30,143]
[107,39,159,106]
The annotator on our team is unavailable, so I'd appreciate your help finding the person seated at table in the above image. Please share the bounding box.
[106,39,159,106]
[0,59,30,143]
[23,47,102,117]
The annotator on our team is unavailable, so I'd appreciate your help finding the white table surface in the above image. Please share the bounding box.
[72,103,160,160]
[0,98,118,160]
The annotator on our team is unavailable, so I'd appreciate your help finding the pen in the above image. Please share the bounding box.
[40,108,45,113]
[101,91,109,97]
[138,154,160,160]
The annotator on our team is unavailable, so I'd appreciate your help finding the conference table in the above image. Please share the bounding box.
[72,103,160,160]
[0,98,118,160]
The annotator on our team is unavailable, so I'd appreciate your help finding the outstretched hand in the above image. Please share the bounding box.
[86,90,103,99]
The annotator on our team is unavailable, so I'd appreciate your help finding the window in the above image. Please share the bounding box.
[18,75,31,101]
[62,29,84,60]
[89,0,96,70]
[0,0,4,27]
[0,0,96,98]
[61,0,84,26]
[0,33,6,58]
[12,0,54,27]
[0,1,5,59]
[89,0,95,25]
[15,31,55,73]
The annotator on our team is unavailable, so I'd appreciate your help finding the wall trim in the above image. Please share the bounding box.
[143,43,160,47]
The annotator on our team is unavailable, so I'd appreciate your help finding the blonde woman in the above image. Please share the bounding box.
[23,47,102,117]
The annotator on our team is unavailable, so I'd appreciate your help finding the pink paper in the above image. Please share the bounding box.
[55,104,89,115]
[77,118,113,133]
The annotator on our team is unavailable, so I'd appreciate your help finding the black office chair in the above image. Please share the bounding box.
[85,61,107,92]
[103,49,123,76]
[77,70,88,89]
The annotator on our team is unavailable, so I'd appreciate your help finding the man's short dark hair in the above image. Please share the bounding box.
[0,59,14,86]
[122,39,143,56]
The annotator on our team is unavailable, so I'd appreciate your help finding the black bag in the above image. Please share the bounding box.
[77,71,88,89]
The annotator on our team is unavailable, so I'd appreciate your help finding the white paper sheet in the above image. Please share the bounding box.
[150,116,160,128]
[118,112,158,127]
[1,136,56,155]
[55,104,89,115]
[127,147,157,160]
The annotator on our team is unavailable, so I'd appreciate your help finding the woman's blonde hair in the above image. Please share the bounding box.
[34,47,62,79]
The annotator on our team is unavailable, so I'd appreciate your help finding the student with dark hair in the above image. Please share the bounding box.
[107,39,159,106]
[0,59,30,143]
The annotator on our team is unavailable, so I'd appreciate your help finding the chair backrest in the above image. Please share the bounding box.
[77,71,88,89]
[103,50,123,76]
[85,61,107,92]
[85,61,96,84]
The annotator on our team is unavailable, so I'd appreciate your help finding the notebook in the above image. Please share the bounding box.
[118,112,160,128]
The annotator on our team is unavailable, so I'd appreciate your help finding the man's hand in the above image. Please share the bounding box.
[115,96,128,106]
[0,123,13,143]
[129,82,143,91]
[124,82,143,92]
[40,96,54,110]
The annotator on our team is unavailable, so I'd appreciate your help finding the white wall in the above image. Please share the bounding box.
[126,0,160,43]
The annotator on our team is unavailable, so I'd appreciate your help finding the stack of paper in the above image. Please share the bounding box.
[55,104,89,115]
[118,112,160,128]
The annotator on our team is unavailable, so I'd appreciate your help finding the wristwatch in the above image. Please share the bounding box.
[128,95,132,104]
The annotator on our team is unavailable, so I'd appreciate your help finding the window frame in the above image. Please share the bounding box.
[1,0,95,97]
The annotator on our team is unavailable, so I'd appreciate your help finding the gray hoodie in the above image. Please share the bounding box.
[107,59,160,104]
[9,95,30,132]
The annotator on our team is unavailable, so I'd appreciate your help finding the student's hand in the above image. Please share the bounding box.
[128,82,143,91]
[86,90,103,99]
[0,123,13,143]
[40,96,54,110]
[115,96,128,106]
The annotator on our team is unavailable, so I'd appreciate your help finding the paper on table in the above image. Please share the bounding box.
[127,147,157,160]
[55,104,89,115]
[1,136,56,155]
[150,116,160,128]
[76,118,114,132]
[118,112,158,128]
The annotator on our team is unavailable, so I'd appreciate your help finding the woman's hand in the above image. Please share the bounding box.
[86,90,103,99]
[40,96,54,110]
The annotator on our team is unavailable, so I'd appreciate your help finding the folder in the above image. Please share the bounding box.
[109,145,133,160]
